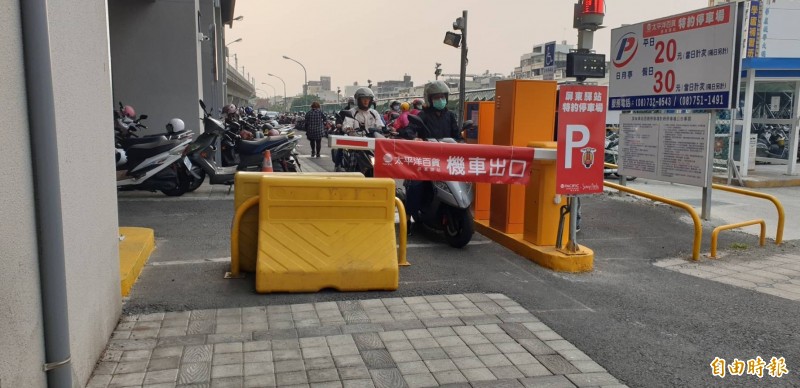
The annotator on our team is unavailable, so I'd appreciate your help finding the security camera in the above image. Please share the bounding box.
[198,33,210,41]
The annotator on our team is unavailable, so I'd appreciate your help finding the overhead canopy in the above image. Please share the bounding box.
[741,58,800,78]
[221,0,237,26]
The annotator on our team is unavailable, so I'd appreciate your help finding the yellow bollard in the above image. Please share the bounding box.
[226,195,260,279]
[395,197,410,266]
[710,219,766,259]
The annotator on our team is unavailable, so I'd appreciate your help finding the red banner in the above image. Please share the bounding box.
[557,85,607,195]
[374,139,535,185]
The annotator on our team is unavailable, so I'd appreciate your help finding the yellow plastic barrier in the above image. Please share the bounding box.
[227,196,260,279]
[710,219,766,259]
[711,184,785,244]
[395,198,409,266]
[255,175,399,293]
[233,172,364,273]
[604,181,703,260]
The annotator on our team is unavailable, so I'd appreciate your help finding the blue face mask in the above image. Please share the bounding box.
[433,98,447,110]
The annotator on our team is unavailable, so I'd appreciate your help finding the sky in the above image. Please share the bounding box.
[228,0,710,98]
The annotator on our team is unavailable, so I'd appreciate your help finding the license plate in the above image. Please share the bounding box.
[183,157,192,169]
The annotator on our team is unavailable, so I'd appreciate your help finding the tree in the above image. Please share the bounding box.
[290,94,322,111]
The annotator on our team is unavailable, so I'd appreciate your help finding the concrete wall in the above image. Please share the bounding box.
[199,0,226,112]
[47,0,122,385]
[0,0,47,386]
[109,0,203,134]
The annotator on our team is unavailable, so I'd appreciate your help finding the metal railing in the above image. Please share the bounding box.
[604,181,703,260]
[711,184,785,244]
[710,220,766,258]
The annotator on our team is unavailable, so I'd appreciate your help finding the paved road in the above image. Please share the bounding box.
[118,145,800,387]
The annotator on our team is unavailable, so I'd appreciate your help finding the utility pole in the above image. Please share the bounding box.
[457,11,468,124]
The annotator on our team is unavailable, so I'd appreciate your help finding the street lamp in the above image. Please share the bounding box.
[282,55,307,99]
[337,87,341,104]
[226,37,242,47]
[267,73,287,112]
[233,16,244,22]
[260,82,277,109]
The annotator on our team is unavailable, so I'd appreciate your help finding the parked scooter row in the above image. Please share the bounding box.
[182,100,303,187]
[755,124,800,161]
[114,103,195,196]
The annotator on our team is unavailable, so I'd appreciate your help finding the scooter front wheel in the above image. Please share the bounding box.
[444,207,474,248]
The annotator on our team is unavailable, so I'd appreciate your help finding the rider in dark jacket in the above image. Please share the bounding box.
[403,81,462,230]
[404,81,462,141]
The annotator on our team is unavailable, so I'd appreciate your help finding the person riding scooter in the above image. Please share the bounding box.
[402,81,472,247]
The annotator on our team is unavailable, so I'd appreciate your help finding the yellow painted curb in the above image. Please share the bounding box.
[118,227,155,297]
[475,220,593,273]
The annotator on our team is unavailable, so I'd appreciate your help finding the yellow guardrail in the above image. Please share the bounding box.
[395,198,409,266]
[710,219,766,259]
[711,184,785,245]
[227,195,260,279]
[604,181,703,260]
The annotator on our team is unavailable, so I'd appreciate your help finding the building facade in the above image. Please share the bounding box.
[513,41,573,80]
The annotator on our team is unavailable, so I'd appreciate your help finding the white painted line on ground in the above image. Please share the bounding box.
[147,241,494,267]
[148,257,231,266]
[399,279,468,285]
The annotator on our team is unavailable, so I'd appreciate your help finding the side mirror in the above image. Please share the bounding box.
[199,99,207,111]
[139,114,148,120]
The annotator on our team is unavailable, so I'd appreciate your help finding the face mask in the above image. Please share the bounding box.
[392,106,400,112]
[414,104,422,110]
[433,98,447,110]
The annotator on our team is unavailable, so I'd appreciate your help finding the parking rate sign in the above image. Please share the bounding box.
[609,3,738,110]
[556,85,607,195]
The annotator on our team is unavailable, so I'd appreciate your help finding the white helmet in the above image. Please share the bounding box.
[166,118,185,133]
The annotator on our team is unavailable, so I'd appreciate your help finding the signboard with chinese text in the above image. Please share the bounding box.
[556,85,607,195]
[373,140,534,185]
[745,0,761,58]
[758,0,800,57]
[619,113,712,187]
[609,3,738,110]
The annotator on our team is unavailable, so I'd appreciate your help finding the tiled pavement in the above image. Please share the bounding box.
[656,253,800,301]
[88,294,626,388]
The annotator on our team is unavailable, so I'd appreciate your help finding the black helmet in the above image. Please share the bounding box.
[346,96,355,105]
[390,100,401,110]
[424,81,450,107]
[354,87,375,110]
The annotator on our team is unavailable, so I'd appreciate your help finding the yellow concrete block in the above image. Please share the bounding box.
[255,175,398,293]
[118,227,155,296]
[475,220,593,273]
[234,172,364,272]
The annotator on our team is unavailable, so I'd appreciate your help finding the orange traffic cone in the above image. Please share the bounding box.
[262,150,274,172]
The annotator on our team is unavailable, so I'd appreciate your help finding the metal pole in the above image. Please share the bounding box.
[740,69,755,177]
[284,56,308,100]
[702,113,715,220]
[566,196,580,253]
[20,1,73,385]
[458,10,468,126]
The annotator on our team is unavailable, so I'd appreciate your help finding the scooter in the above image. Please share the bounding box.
[182,101,302,187]
[116,136,192,196]
[398,115,475,248]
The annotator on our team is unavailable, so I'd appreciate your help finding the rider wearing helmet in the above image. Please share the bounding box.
[403,81,462,229]
[393,102,411,132]
[404,81,461,141]
[384,100,401,124]
[410,98,424,116]
[344,87,384,132]
[244,106,254,116]
[334,87,384,171]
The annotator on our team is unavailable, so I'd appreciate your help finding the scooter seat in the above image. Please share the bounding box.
[121,135,167,149]
[237,136,288,155]
[126,138,183,161]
